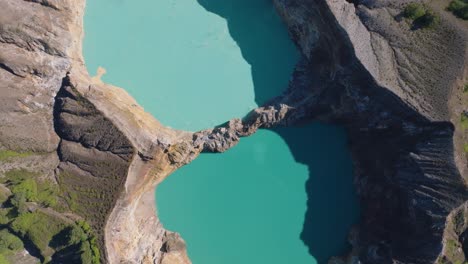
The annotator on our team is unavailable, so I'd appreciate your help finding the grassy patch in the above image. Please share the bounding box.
[464,83,468,93]
[7,211,101,263]
[0,190,9,205]
[76,220,100,264]
[446,239,458,253]
[448,0,468,20]
[404,3,426,20]
[0,209,14,225]
[10,211,66,261]
[464,143,468,153]
[0,255,8,264]
[1,170,36,185]
[50,220,100,264]
[0,170,102,262]
[0,150,33,162]
[0,229,23,254]
[461,113,468,130]
[403,3,440,29]
[444,239,466,262]
[2,170,59,209]
[417,10,440,28]
[0,229,24,264]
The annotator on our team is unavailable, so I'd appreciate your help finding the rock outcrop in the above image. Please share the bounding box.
[194,0,468,263]
[263,0,468,263]
[0,0,195,263]
[0,0,466,263]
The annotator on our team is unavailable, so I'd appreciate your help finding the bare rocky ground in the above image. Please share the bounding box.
[0,0,466,263]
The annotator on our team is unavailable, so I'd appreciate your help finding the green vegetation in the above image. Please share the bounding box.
[403,3,440,29]
[418,10,440,28]
[461,113,468,129]
[463,83,468,93]
[445,239,460,258]
[0,229,24,264]
[77,221,100,264]
[0,190,9,205]
[404,3,426,20]
[0,229,23,253]
[11,179,37,202]
[464,143,468,153]
[56,221,100,264]
[11,211,66,259]
[0,168,101,263]
[1,170,59,209]
[8,211,100,263]
[0,150,33,162]
[448,0,468,20]
[0,210,10,225]
[0,168,108,263]
[0,255,8,264]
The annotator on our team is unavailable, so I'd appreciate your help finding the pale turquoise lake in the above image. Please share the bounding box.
[84,0,359,263]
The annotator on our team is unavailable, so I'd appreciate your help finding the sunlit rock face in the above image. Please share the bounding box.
[0,0,466,263]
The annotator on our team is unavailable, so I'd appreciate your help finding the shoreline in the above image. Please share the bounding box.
[5,0,464,262]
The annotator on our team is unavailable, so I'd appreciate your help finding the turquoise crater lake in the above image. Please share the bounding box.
[84,0,359,263]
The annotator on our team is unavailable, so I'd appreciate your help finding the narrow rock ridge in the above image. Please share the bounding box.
[0,0,195,262]
[53,75,135,263]
[0,0,467,263]
[193,0,468,263]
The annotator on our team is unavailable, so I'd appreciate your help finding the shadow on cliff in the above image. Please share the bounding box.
[197,0,360,263]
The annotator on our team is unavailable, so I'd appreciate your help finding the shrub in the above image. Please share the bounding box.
[10,179,37,201]
[36,184,58,208]
[47,220,100,263]
[448,0,468,20]
[404,3,426,20]
[67,226,87,245]
[3,169,60,209]
[77,220,91,233]
[76,220,99,264]
[0,229,23,253]
[1,170,35,185]
[10,211,67,259]
[80,241,93,264]
[403,3,440,28]
[0,210,10,225]
[416,10,440,28]
[0,191,9,205]
[461,113,468,129]
[9,194,27,214]
[79,239,100,264]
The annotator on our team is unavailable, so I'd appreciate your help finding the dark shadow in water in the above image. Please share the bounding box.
[273,125,359,263]
[197,0,360,263]
[197,0,298,105]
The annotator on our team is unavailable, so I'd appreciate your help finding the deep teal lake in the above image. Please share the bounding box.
[84,0,359,263]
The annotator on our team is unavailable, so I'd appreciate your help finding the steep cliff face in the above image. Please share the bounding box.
[0,0,195,263]
[53,76,135,262]
[0,0,466,263]
[195,0,468,263]
[267,0,468,263]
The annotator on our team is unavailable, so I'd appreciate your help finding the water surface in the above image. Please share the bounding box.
[84,0,294,131]
[84,0,359,263]
[158,124,358,264]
